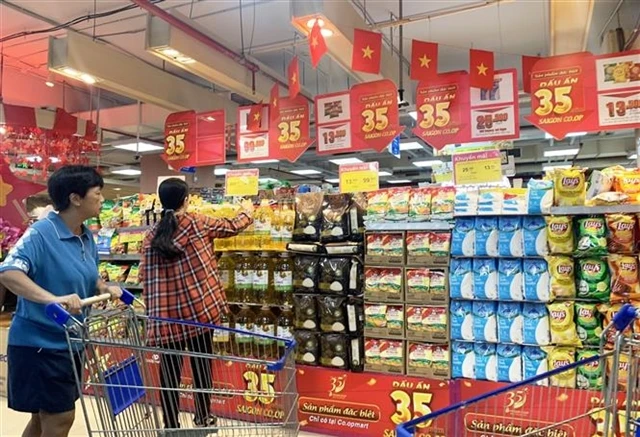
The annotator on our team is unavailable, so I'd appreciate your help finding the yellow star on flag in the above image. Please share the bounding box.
[291,73,297,84]
[477,63,488,76]
[253,112,261,121]
[311,37,319,49]
[362,45,374,59]
[272,97,278,108]
[0,175,14,207]
[419,54,431,68]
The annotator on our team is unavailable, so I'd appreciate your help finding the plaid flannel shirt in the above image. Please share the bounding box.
[141,212,252,346]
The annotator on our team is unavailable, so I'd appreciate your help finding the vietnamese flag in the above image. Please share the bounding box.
[352,28,382,74]
[470,49,495,89]
[270,82,279,121]
[247,103,263,132]
[522,55,542,94]
[288,56,300,99]
[410,40,438,81]
[309,20,328,68]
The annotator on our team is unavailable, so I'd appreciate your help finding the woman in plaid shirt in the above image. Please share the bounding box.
[141,178,253,430]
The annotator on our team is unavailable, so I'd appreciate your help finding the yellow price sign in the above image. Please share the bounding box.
[453,149,502,186]
[225,169,259,197]
[339,162,379,194]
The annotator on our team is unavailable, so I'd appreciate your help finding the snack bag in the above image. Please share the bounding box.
[553,167,586,207]
[431,186,455,219]
[366,190,389,220]
[576,350,603,390]
[294,193,324,242]
[405,232,429,257]
[386,188,411,221]
[547,301,581,346]
[586,170,614,201]
[498,258,524,301]
[473,258,498,300]
[523,259,551,302]
[450,301,474,341]
[497,344,523,383]
[523,346,548,385]
[452,217,475,256]
[546,216,574,254]
[429,232,451,257]
[527,179,554,215]
[606,214,636,253]
[452,341,475,379]
[575,302,602,346]
[613,168,640,199]
[523,216,548,256]
[608,254,640,303]
[547,256,576,298]
[429,270,447,299]
[366,234,385,256]
[450,258,474,299]
[497,302,524,344]
[454,190,478,216]
[474,343,498,381]
[598,303,630,345]
[472,301,498,342]
[577,258,611,301]
[408,187,431,221]
[575,217,608,255]
[382,234,404,257]
[498,216,524,257]
[546,347,576,388]
[523,303,550,345]
[475,216,499,257]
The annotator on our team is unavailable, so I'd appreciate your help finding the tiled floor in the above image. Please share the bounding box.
[0,397,328,437]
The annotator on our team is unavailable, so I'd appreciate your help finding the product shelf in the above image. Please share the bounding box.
[107,282,143,292]
[99,254,141,262]
[550,204,640,215]
[365,221,453,231]
[227,301,292,309]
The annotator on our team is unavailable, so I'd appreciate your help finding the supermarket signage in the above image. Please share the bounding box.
[453,148,502,185]
[339,162,379,194]
[225,169,259,197]
[432,162,453,183]
[315,91,353,155]
[469,69,520,142]
[268,94,314,162]
[594,50,640,131]
[163,109,226,168]
[236,104,270,163]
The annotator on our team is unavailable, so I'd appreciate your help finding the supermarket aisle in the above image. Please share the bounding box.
[0,398,326,437]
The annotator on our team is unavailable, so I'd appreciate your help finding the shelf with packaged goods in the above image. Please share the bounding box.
[99,254,141,262]
[107,281,143,292]
[227,301,292,310]
[550,205,640,215]
[365,221,453,231]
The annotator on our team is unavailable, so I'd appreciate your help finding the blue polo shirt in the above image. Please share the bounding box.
[0,211,99,350]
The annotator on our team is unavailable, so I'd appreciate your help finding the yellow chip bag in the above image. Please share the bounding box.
[553,167,585,206]
[546,216,575,254]
[547,301,581,346]
[614,168,640,195]
[547,256,576,298]
[546,347,576,388]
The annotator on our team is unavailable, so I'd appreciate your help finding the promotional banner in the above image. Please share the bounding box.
[594,50,640,130]
[315,91,353,155]
[236,104,270,163]
[413,71,470,150]
[225,169,259,197]
[268,95,313,162]
[339,162,379,194]
[0,164,44,229]
[163,110,226,168]
[469,69,520,142]
[453,148,502,185]
[525,52,597,140]
[350,79,402,153]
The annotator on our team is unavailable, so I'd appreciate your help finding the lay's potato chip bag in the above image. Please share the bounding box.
[613,168,640,197]
[547,302,581,346]
[606,214,636,254]
[553,168,585,207]
[547,256,576,298]
[575,217,608,256]
[545,346,576,388]
[608,254,640,303]
[576,349,603,390]
[546,216,574,254]
[577,258,611,301]
[575,303,602,346]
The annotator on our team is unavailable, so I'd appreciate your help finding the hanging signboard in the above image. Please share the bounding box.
[453,148,502,185]
[339,162,379,194]
[594,50,640,130]
[315,91,353,155]
[350,79,402,153]
[225,169,259,197]
[163,110,226,168]
[269,95,313,162]
[469,69,520,142]
[236,105,270,163]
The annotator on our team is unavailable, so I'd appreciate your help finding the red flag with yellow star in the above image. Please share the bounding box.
[288,56,300,99]
[410,40,438,81]
[309,20,328,68]
[0,164,45,229]
[352,28,382,74]
[247,103,263,132]
[270,82,279,121]
[470,49,494,89]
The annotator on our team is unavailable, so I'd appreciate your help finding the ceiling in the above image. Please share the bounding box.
[1,0,639,190]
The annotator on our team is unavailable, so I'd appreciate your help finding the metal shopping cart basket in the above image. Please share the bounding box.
[47,291,298,437]
[396,303,640,437]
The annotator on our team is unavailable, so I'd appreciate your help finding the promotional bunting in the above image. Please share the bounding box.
[270,83,280,121]
[309,19,328,68]
[315,91,352,155]
[236,104,270,163]
[288,56,300,99]
[522,55,542,94]
[470,49,495,89]
[164,110,225,169]
[268,94,313,162]
[410,40,438,82]
[352,28,382,74]
[247,103,264,132]
[469,69,520,142]
[350,79,401,152]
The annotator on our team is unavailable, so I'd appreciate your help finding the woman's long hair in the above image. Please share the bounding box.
[151,178,189,260]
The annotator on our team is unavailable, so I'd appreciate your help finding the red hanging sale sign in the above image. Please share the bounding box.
[268,95,313,162]
[350,79,402,153]
[413,71,470,150]
[315,91,353,155]
[594,50,640,131]
[525,52,598,140]
[236,104,270,163]
[163,110,226,168]
[469,69,520,142]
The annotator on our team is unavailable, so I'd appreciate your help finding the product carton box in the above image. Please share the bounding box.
[365,232,405,265]
[364,338,405,375]
[364,304,404,339]
[364,266,404,303]
[405,305,449,343]
[406,342,451,380]
[405,231,451,267]
[404,267,449,305]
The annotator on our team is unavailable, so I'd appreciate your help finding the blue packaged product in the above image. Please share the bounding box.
[475,216,499,257]
[450,300,474,341]
[452,341,475,379]
[527,179,554,215]
[452,217,476,256]
[498,258,524,301]
[522,303,551,345]
[499,216,524,257]
[473,258,498,300]
[472,301,498,342]
[498,302,523,344]
[474,343,498,381]
[497,344,523,382]
[450,258,474,299]
[523,216,548,257]
[523,259,551,302]
[523,346,549,385]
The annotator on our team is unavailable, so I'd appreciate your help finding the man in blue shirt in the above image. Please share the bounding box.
[0,166,121,437]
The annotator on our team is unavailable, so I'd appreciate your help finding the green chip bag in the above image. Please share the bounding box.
[577,258,611,301]
[576,217,608,256]
[576,350,603,390]
[575,303,602,345]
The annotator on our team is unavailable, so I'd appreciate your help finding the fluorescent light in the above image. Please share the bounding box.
[111,166,142,176]
[0,126,7,135]
[160,48,180,57]
[544,131,587,139]
[400,142,423,151]
[176,56,196,64]
[543,164,571,172]
[628,152,637,160]
[259,177,278,183]
[413,160,442,167]
[62,67,80,77]
[113,188,122,191]
[45,74,55,87]
[291,169,321,175]
[379,171,392,177]
[388,179,411,184]
[250,159,279,164]
[307,18,325,28]
[320,28,334,37]
[409,111,417,120]
[325,178,340,183]
[330,157,363,165]
[214,167,229,176]
[543,148,580,158]
[112,141,163,153]
[79,73,97,84]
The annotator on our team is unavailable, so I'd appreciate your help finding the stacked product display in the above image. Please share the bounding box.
[290,191,366,372]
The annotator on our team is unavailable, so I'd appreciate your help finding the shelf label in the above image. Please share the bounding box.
[453,149,502,185]
[225,169,259,197]
[339,162,379,194]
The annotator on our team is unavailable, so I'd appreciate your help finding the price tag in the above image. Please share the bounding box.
[453,149,502,185]
[225,169,259,197]
[237,106,270,163]
[339,162,379,194]
[315,91,353,155]
[469,69,519,142]
[595,51,640,130]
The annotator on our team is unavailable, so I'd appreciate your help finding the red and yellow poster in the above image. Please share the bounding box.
[163,110,226,168]
[350,79,402,153]
[236,104,270,163]
[315,91,352,155]
[525,52,597,140]
[594,50,640,130]
[269,95,313,162]
[469,69,520,142]
[413,71,470,150]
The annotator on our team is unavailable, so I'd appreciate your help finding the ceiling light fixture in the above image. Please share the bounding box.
[400,141,424,151]
[53,66,100,86]
[79,73,97,85]
[629,153,638,160]
[388,179,411,184]
[111,166,142,176]
[250,159,279,164]
[329,157,363,165]
[291,169,322,175]
[379,171,392,177]
[413,160,443,167]
[0,126,6,135]
[325,178,340,183]
[543,147,580,158]
[113,187,122,191]
[544,131,587,139]
[112,140,164,153]
[45,73,55,88]
[214,167,229,176]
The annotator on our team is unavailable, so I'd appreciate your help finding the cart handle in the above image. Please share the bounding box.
[46,289,136,326]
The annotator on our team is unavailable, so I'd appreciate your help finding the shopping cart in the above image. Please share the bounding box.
[397,303,640,437]
[47,291,298,437]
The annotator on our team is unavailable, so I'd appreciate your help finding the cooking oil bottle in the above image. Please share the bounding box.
[274,253,293,306]
[279,200,295,251]
[270,204,282,251]
[217,253,236,302]
[234,305,256,358]
[235,254,255,303]
[254,199,274,249]
[212,311,232,355]
[254,306,277,360]
[253,252,275,305]
[277,308,295,358]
